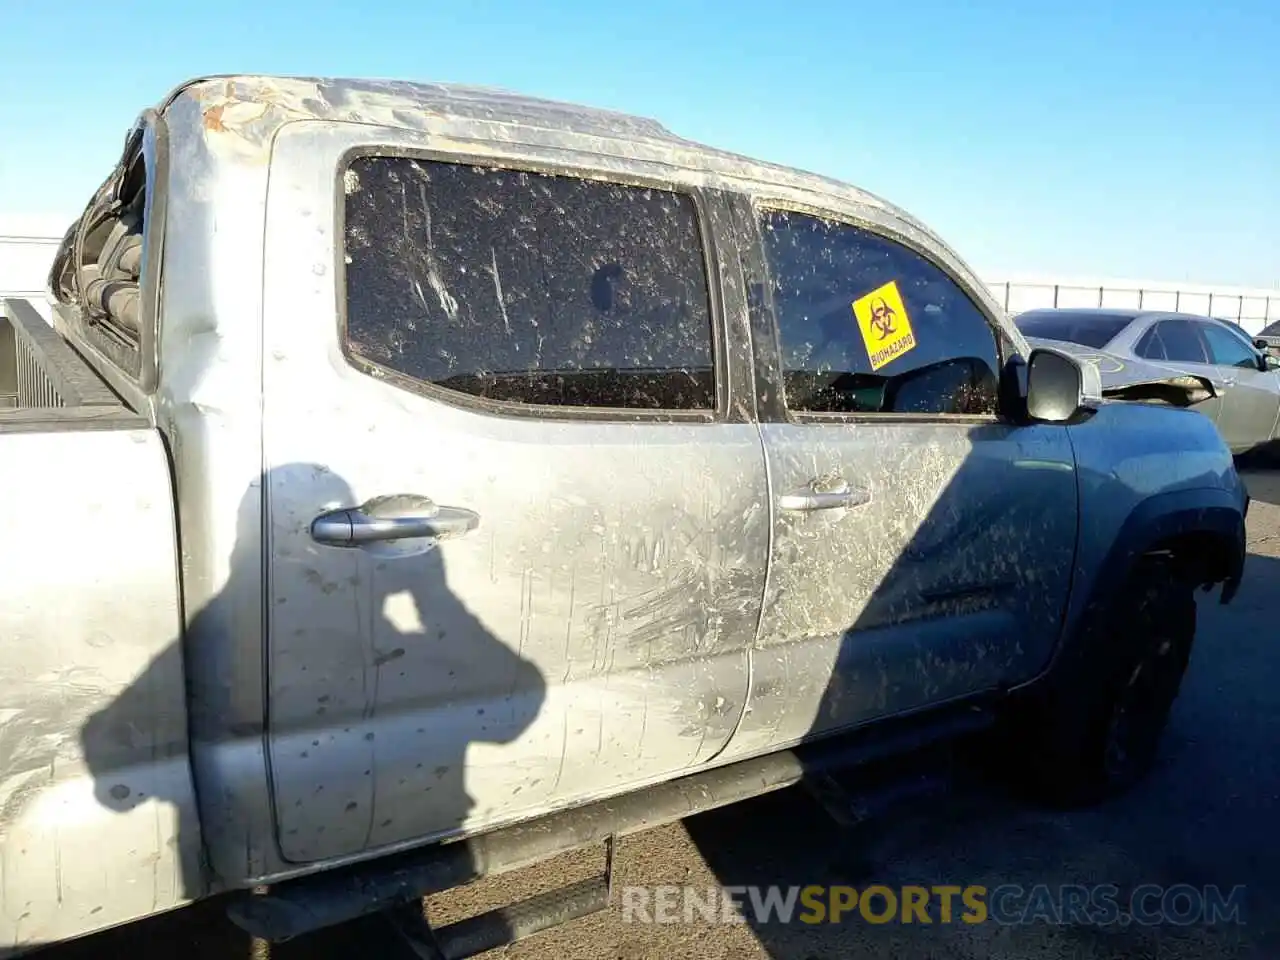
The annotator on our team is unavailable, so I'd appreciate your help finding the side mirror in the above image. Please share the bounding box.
[1265,354,1280,371]
[1025,348,1094,422]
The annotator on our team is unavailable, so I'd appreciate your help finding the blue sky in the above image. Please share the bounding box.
[1,0,1276,286]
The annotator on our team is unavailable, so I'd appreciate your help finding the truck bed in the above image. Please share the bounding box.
[1,297,196,955]
[0,298,137,428]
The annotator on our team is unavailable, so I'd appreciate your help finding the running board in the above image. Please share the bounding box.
[806,769,955,830]
[227,701,995,943]
[383,874,612,960]
[381,836,617,960]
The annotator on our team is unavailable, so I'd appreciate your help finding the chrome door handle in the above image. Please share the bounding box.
[779,485,871,512]
[311,494,479,546]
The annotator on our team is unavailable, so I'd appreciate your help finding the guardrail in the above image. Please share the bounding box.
[1,298,120,409]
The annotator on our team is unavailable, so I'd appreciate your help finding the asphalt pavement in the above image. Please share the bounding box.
[39,469,1280,960]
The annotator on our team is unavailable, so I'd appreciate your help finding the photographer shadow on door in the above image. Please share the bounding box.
[75,463,547,958]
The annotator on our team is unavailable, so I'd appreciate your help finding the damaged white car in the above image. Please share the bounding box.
[1016,307,1280,457]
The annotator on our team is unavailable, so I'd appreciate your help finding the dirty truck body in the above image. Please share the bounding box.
[0,76,1248,956]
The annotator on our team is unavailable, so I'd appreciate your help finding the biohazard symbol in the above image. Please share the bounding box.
[852,280,917,371]
[869,297,898,339]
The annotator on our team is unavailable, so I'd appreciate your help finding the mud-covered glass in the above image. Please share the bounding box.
[341,156,716,411]
[760,210,1000,415]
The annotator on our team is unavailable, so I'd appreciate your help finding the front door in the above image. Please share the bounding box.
[1195,320,1280,451]
[719,206,1079,759]
[260,132,767,862]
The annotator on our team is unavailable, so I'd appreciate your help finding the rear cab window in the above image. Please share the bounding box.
[759,209,1001,416]
[50,131,151,383]
[340,156,718,415]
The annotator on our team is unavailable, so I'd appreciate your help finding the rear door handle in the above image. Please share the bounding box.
[779,485,871,512]
[311,494,479,546]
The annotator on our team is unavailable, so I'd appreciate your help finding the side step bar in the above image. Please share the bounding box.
[384,872,611,960]
[382,837,616,960]
[228,702,995,945]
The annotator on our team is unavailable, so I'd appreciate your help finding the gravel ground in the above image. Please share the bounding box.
[39,469,1280,960]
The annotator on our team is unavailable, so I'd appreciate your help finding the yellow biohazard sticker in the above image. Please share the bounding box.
[852,280,917,371]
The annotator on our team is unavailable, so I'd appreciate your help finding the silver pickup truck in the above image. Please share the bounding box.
[0,75,1249,958]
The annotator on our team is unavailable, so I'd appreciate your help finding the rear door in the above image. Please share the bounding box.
[1133,319,1226,425]
[260,126,767,862]
[1195,320,1280,450]
[718,204,1079,760]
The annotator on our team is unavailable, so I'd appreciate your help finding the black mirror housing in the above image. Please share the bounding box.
[998,354,1029,421]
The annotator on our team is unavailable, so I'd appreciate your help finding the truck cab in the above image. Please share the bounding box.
[0,75,1247,958]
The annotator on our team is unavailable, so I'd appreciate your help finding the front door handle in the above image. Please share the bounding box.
[779,484,871,512]
[311,494,479,546]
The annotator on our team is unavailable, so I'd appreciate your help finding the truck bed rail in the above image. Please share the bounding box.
[1,298,122,409]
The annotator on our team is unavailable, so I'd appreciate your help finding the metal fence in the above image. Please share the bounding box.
[985,276,1280,335]
[0,231,61,323]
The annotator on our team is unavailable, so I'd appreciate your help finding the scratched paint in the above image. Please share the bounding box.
[0,429,200,956]
[720,421,1080,760]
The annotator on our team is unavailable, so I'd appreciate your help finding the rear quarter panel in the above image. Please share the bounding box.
[0,425,198,957]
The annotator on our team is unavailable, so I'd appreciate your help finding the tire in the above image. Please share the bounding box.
[1235,437,1280,469]
[1007,556,1196,807]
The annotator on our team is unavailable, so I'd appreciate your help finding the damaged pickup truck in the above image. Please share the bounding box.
[0,75,1250,958]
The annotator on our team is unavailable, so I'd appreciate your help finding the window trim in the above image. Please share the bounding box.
[333,145,731,425]
[139,111,168,396]
[748,199,1006,425]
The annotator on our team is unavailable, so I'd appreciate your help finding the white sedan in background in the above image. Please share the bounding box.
[1015,307,1280,458]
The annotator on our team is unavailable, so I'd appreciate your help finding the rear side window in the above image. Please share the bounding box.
[341,156,716,412]
[760,210,1000,416]
[1013,311,1134,349]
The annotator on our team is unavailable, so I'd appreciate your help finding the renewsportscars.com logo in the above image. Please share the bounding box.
[620,884,1247,927]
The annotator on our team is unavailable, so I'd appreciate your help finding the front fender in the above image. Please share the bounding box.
[1095,486,1247,605]
[1021,485,1247,695]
